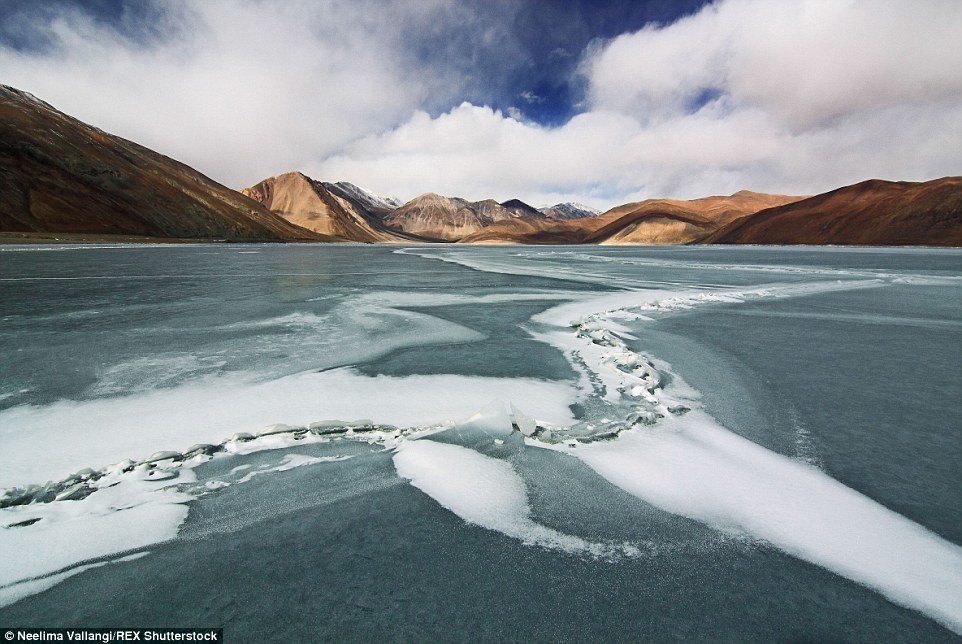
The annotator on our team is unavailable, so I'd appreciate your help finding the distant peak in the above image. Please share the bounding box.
[501,198,538,210]
[268,170,314,184]
[411,192,448,201]
[538,202,601,220]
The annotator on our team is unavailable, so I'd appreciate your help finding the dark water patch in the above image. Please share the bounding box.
[644,285,962,544]
[513,444,721,548]
[356,302,577,380]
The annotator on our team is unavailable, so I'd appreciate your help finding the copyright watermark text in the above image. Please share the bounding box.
[3,630,222,642]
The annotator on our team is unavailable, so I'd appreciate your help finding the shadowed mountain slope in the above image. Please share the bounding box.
[705,178,962,246]
[0,85,325,242]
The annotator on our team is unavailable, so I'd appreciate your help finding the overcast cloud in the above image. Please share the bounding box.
[2,0,960,208]
[0,0,468,187]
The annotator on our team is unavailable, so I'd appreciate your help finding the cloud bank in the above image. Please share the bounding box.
[0,0,463,188]
[322,0,962,207]
[2,0,961,208]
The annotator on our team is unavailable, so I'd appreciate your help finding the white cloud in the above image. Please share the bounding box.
[320,0,962,208]
[318,104,642,207]
[586,0,962,131]
[0,0,453,188]
[3,0,960,207]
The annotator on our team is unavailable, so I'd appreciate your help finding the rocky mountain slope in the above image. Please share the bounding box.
[380,193,528,241]
[242,177,604,242]
[241,172,413,242]
[538,203,600,221]
[705,178,962,246]
[0,85,325,242]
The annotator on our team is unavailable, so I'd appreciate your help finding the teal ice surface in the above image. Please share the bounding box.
[1,243,960,641]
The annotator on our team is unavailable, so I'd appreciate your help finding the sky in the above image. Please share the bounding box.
[1,0,961,209]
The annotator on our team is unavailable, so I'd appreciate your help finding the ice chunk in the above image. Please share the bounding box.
[256,423,299,437]
[451,400,514,439]
[510,404,538,437]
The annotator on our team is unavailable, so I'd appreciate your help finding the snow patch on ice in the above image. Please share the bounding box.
[394,438,637,559]
[0,368,577,488]
[0,553,148,608]
[521,279,962,634]
[560,414,962,634]
[0,463,192,607]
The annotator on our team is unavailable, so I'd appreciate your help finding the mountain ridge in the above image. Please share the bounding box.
[706,177,962,246]
[0,85,326,242]
[379,192,535,241]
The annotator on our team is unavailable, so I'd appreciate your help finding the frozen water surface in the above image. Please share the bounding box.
[1,243,960,640]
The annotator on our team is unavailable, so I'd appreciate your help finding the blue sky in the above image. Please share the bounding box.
[1,0,960,208]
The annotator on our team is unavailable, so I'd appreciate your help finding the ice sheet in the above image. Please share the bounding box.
[5,246,959,630]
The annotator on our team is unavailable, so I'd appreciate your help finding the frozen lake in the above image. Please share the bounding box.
[1,244,960,641]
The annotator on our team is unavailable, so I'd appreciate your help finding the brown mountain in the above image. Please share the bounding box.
[241,172,413,242]
[0,85,324,242]
[461,190,803,244]
[705,177,962,246]
[382,193,532,241]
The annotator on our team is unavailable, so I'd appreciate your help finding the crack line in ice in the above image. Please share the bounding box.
[233,454,353,484]
[0,437,363,607]
[0,368,578,490]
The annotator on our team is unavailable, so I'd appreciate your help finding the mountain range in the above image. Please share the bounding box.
[458,190,803,245]
[1,85,960,247]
